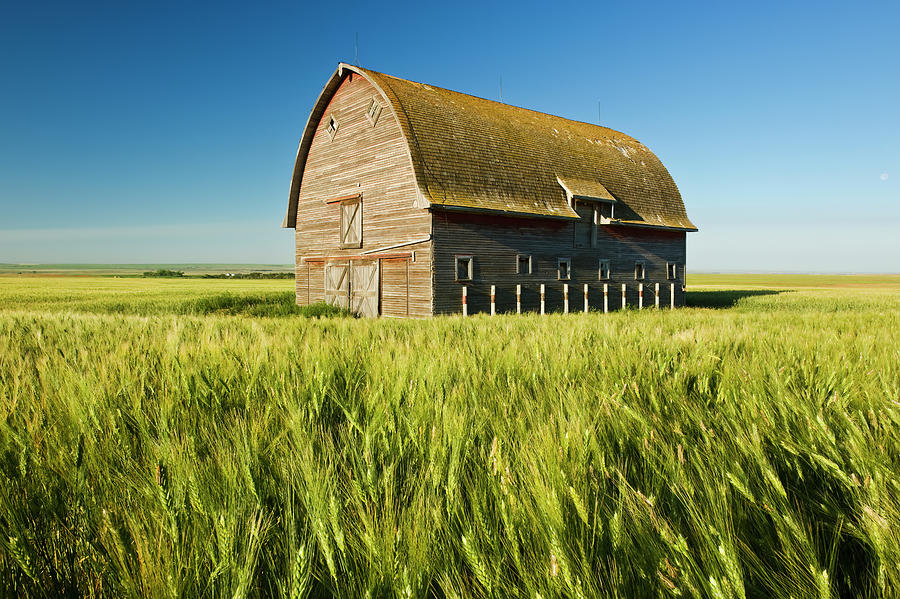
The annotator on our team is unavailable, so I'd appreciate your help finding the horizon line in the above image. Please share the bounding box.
[2,263,899,276]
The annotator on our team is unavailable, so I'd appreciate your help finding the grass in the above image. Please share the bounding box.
[0,277,309,317]
[0,275,898,597]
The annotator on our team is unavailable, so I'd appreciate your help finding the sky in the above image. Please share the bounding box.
[1,0,898,271]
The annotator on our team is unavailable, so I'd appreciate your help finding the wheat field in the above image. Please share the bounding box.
[1,274,898,597]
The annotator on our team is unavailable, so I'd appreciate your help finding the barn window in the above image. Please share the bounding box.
[667,263,677,280]
[634,261,645,280]
[365,99,382,126]
[599,259,610,280]
[326,115,339,140]
[557,258,571,281]
[340,198,362,248]
[598,202,614,223]
[516,254,532,275]
[455,255,473,281]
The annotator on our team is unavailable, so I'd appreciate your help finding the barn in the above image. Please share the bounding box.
[283,63,697,317]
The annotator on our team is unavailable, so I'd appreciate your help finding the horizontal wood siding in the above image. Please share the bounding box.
[294,73,432,317]
[432,211,686,315]
[381,258,408,318]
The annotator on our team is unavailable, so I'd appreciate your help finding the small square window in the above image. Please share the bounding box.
[455,255,473,281]
[557,258,571,281]
[667,263,677,280]
[599,259,610,280]
[516,254,532,275]
[634,261,645,280]
[365,99,382,126]
[325,115,339,140]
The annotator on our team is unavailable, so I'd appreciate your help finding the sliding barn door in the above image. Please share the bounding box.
[380,258,409,317]
[324,262,349,309]
[350,260,379,317]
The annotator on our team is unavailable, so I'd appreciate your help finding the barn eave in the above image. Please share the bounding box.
[604,220,698,233]
[430,204,579,221]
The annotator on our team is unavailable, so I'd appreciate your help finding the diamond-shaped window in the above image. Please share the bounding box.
[325,115,339,140]
[365,99,382,126]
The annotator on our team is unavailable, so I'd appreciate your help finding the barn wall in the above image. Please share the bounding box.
[294,73,432,317]
[432,211,686,315]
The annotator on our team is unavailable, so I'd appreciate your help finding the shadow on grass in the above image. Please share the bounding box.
[182,293,352,317]
[686,289,784,309]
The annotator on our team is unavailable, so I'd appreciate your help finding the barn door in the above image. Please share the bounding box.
[340,199,362,248]
[350,260,379,317]
[380,258,409,317]
[324,262,349,309]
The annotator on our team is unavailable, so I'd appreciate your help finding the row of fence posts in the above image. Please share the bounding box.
[461,282,677,316]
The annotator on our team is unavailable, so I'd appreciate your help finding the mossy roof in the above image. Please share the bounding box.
[285,64,696,231]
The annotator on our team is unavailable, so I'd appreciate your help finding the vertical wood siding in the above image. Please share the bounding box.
[294,74,432,317]
[432,211,686,315]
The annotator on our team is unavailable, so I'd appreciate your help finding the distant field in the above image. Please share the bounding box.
[688,273,900,289]
[3,265,896,288]
[0,276,295,314]
[3,265,896,287]
[1,274,898,598]
[0,263,294,276]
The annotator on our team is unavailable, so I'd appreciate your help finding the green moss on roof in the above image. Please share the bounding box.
[359,66,696,230]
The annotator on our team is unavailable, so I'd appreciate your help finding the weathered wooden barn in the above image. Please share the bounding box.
[283,63,696,317]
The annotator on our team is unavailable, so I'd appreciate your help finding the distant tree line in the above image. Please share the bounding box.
[143,269,185,277]
[142,270,292,279]
[200,272,294,279]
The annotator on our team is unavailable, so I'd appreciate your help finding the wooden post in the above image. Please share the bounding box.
[583,283,589,313]
[540,284,545,315]
[563,284,569,313]
[670,282,675,309]
[490,285,496,316]
[621,283,626,308]
[516,284,521,314]
[638,283,643,309]
[462,286,467,316]
[603,283,608,313]
[655,282,660,309]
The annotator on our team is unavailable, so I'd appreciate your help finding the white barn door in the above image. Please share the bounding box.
[324,262,349,309]
[350,260,379,317]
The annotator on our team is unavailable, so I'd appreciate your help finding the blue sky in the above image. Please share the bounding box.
[1,0,897,271]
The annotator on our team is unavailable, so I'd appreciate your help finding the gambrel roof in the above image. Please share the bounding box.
[285,64,696,231]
